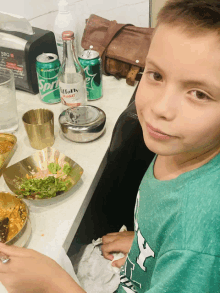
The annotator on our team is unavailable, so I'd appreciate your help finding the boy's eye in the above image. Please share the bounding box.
[190,90,211,100]
[148,71,163,82]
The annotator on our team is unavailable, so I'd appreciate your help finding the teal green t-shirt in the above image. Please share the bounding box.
[116,154,220,293]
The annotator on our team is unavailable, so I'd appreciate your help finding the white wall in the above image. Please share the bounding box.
[151,0,167,27]
[1,0,150,54]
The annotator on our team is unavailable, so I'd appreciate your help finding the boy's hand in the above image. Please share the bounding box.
[101,231,135,268]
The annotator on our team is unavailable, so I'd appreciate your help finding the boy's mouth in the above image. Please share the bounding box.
[146,123,174,140]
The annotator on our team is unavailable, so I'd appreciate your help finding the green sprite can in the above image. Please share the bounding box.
[78,50,102,101]
[36,53,61,104]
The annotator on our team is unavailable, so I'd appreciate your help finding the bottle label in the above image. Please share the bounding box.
[59,81,82,107]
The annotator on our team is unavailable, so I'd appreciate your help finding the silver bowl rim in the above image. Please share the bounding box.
[3,147,84,201]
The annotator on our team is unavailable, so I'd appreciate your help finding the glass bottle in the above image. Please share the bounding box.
[58,30,86,110]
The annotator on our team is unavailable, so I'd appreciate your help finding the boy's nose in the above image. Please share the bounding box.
[150,88,178,121]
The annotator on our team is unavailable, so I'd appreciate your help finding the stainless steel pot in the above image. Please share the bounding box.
[59,105,106,142]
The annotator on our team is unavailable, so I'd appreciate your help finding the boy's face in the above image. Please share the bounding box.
[136,24,220,157]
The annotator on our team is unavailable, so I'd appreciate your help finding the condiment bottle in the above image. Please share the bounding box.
[58,31,87,110]
[53,0,77,63]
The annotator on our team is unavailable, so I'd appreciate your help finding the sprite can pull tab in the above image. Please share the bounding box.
[78,49,102,101]
[36,53,61,104]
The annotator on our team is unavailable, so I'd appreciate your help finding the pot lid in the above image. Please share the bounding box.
[65,105,101,126]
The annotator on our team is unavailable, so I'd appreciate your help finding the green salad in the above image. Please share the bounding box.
[16,162,73,199]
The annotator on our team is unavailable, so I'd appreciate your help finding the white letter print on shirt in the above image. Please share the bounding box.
[120,191,155,292]
[137,230,155,271]
[134,191,140,232]
[122,287,137,293]
[135,191,155,271]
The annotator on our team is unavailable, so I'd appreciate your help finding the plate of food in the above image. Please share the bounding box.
[0,133,17,176]
[3,147,84,201]
[0,192,31,247]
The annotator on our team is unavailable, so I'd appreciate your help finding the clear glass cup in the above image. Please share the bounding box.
[0,68,18,133]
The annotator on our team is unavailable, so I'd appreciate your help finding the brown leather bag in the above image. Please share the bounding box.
[81,14,154,86]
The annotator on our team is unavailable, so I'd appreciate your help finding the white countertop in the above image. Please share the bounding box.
[0,75,136,253]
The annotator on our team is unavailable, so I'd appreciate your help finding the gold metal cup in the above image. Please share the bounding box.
[22,109,54,150]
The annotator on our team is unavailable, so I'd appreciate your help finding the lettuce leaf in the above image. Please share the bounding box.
[48,163,61,174]
[16,162,73,199]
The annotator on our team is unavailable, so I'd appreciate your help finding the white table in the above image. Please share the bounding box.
[0,75,136,253]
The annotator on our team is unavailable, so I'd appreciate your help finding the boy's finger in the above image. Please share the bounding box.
[101,244,115,260]
[102,235,118,244]
[105,232,119,236]
[103,240,125,253]
[102,251,114,261]
[101,241,126,259]
[112,256,127,268]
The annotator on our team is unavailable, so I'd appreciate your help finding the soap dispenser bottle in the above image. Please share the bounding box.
[53,0,76,63]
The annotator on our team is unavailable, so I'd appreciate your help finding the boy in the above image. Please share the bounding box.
[0,0,219,292]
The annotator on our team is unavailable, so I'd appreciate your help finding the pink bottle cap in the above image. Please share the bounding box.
[62,31,74,40]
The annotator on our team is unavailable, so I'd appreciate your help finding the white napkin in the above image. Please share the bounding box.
[0,242,80,293]
[75,225,127,293]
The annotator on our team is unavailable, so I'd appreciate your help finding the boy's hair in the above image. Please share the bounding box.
[156,0,220,36]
